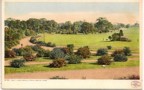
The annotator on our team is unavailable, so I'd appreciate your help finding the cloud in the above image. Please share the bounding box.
[5,11,139,24]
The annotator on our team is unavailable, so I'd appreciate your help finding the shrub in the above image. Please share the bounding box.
[66,54,82,64]
[23,46,34,54]
[36,51,44,57]
[5,50,16,58]
[10,59,25,68]
[112,47,131,57]
[47,42,52,46]
[113,54,128,62]
[36,49,50,57]
[36,41,47,46]
[46,42,56,47]
[96,48,108,56]
[43,50,50,57]
[61,47,70,54]
[108,36,112,41]
[119,30,124,36]
[111,33,120,41]
[97,55,111,65]
[50,43,56,47]
[123,47,131,56]
[36,49,45,57]
[49,58,66,68]
[76,46,90,58]
[49,48,65,59]
[30,37,37,43]
[111,49,124,57]
[13,46,34,56]
[107,46,112,50]
[67,44,74,54]
[13,48,26,56]
[31,45,44,52]
[23,53,36,61]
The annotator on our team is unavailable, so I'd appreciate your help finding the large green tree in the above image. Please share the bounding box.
[95,17,113,33]
[81,22,93,34]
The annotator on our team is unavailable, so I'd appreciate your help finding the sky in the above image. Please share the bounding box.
[5,2,139,24]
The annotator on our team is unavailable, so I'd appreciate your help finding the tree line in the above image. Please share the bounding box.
[5,17,137,34]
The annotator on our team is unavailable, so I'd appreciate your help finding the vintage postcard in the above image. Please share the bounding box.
[2,0,142,89]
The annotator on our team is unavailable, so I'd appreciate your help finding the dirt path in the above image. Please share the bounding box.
[5,67,139,79]
[11,37,54,51]
[12,37,34,49]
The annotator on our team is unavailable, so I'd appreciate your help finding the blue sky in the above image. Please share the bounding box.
[5,2,139,15]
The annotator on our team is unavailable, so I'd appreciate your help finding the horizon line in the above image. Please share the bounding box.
[5,17,138,25]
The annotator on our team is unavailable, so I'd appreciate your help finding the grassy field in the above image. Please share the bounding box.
[38,27,139,51]
[5,59,139,74]
[5,27,140,74]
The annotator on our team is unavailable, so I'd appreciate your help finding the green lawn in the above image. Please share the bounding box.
[5,60,139,74]
[38,27,139,51]
[5,27,139,74]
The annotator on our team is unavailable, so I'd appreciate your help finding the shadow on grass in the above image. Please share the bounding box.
[102,41,112,42]
[5,65,28,68]
[5,66,22,69]
[5,66,11,68]
[43,65,49,67]
[43,65,64,69]
[89,62,97,65]
[42,57,51,59]
[99,40,112,42]
[91,54,96,56]
[89,62,108,66]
